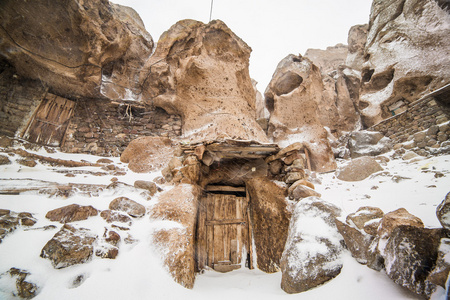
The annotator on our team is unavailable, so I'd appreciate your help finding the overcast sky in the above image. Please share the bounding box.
[113,0,373,91]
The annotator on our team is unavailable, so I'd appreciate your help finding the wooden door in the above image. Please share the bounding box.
[197,192,253,272]
[22,93,75,146]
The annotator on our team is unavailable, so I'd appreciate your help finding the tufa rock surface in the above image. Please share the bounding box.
[280,197,343,294]
[149,184,201,289]
[345,24,369,71]
[246,177,291,273]
[359,0,450,127]
[142,19,268,143]
[40,224,97,269]
[304,44,348,75]
[0,0,153,101]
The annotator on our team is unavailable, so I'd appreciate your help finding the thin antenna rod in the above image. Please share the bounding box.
[209,0,214,22]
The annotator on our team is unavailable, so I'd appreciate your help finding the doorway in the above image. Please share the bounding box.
[196,185,253,272]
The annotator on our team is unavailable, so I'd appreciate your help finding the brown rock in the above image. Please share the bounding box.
[346,24,369,70]
[436,192,450,230]
[288,180,315,194]
[246,177,290,273]
[120,136,174,173]
[40,224,97,268]
[17,158,37,168]
[304,44,348,75]
[0,0,153,101]
[105,230,121,247]
[7,268,39,299]
[336,156,383,181]
[346,206,384,230]
[359,0,450,127]
[264,55,337,172]
[347,131,392,158]
[427,238,450,288]
[289,185,321,201]
[109,197,145,218]
[142,19,268,143]
[95,246,119,259]
[336,219,376,264]
[0,155,11,165]
[384,226,446,297]
[280,198,343,294]
[269,160,283,175]
[149,184,201,289]
[134,180,158,195]
[100,210,132,226]
[378,208,424,239]
[284,170,306,184]
[45,204,98,223]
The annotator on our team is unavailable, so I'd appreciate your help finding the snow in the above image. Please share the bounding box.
[1,144,449,299]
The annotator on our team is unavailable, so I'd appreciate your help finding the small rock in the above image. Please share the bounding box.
[402,151,419,160]
[346,206,384,230]
[336,157,383,182]
[109,197,146,218]
[95,245,119,259]
[414,131,427,143]
[284,170,306,184]
[97,158,113,164]
[40,224,97,268]
[7,268,39,299]
[100,210,132,225]
[0,155,11,165]
[134,180,158,195]
[289,185,321,200]
[427,125,439,136]
[269,160,283,175]
[45,204,98,223]
[17,158,37,167]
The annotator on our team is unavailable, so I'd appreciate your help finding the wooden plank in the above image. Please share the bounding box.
[206,219,246,226]
[197,195,207,270]
[217,152,271,159]
[206,144,279,153]
[230,239,238,265]
[205,185,246,192]
[304,148,312,172]
[246,189,254,270]
[206,194,215,267]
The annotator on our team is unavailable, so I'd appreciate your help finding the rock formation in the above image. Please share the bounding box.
[336,156,383,181]
[304,44,348,75]
[345,24,369,71]
[0,0,153,101]
[141,19,267,143]
[359,0,450,127]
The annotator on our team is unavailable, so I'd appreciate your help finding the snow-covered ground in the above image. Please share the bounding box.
[0,144,449,299]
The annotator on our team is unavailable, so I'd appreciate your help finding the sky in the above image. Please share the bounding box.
[113,0,373,91]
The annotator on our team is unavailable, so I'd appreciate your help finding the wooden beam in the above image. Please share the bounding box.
[206,144,279,153]
[206,185,246,192]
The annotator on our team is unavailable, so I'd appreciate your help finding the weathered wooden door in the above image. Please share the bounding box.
[22,93,75,146]
[197,190,253,272]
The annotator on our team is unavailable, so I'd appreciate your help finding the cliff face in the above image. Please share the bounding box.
[359,0,450,126]
[141,19,268,143]
[0,0,154,101]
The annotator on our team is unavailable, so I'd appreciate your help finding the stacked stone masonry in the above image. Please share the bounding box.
[370,88,450,148]
[61,100,182,157]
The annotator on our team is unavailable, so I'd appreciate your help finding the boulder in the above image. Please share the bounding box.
[0,155,11,165]
[142,19,268,143]
[280,197,343,294]
[109,197,146,218]
[45,204,98,223]
[437,192,450,230]
[347,131,392,158]
[289,185,321,201]
[264,55,337,172]
[427,238,450,288]
[359,0,450,127]
[0,0,153,101]
[384,225,447,297]
[40,224,97,268]
[346,24,369,71]
[346,206,384,230]
[120,136,174,173]
[336,219,376,264]
[149,184,201,289]
[246,177,290,273]
[336,156,383,181]
[100,210,132,226]
[377,208,424,239]
[0,210,37,242]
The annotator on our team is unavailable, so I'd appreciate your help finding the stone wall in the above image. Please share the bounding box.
[0,61,44,137]
[61,99,182,157]
[370,85,450,148]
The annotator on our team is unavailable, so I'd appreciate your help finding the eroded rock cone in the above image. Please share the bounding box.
[142,19,268,143]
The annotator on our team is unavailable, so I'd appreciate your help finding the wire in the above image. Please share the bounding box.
[209,0,214,23]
